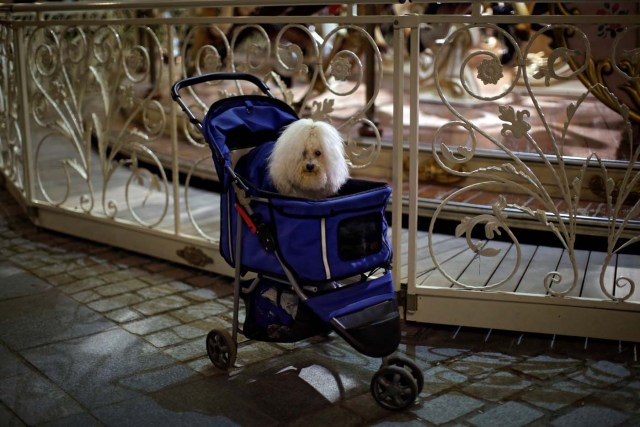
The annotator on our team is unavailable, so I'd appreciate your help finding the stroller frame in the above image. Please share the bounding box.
[172,72,424,410]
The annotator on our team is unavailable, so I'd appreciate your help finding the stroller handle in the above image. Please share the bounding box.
[171,72,274,127]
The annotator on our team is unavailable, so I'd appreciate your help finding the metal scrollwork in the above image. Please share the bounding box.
[27,23,171,227]
[0,24,22,188]
[98,25,170,226]
[430,190,523,291]
[184,155,219,242]
[319,25,383,168]
[231,24,271,77]
[428,22,637,299]
[274,24,316,78]
[554,2,640,123]
[30,26,93,209]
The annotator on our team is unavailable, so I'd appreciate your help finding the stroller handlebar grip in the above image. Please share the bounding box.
[171,72,273,100]
[171,72,274,128]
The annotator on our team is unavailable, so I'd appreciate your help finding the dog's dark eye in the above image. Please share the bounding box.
[314,150,321,157]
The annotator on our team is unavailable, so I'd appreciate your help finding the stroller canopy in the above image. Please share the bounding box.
[202,95,298,189]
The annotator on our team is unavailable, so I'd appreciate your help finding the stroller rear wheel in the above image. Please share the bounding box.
[370,365,419,410]
[206,329,237,370]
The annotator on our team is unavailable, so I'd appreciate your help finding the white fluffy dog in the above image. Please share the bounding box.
[268,119,350,199]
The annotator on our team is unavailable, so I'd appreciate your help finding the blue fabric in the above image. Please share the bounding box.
[223,179,392,282]
[234,141,277,193]
[305,273,395,322]
[269,183,392,281]
[201,95,298,189]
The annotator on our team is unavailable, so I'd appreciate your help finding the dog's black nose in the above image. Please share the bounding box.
[306,163,315,172]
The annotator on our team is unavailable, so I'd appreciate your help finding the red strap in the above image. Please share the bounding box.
[235,204,257,234]
[327,5,341,15]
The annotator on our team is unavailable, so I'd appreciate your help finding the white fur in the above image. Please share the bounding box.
[269,119,350,199]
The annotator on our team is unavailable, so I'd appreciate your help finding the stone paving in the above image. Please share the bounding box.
[1,184,640,426]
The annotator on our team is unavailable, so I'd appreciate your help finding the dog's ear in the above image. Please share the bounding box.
[317,123,350,194]
[269,123,306,195]
[327,157,350,194]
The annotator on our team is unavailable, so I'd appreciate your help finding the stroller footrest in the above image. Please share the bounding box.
[305,273,396,323]
[331,299,400,358]
[306,273,401,358]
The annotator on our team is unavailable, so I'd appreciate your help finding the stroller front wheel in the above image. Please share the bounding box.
[370,365,419,411]
[206,329,237,371]
[383,356,424,393]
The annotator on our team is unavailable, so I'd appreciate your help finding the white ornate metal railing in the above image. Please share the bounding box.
[0,2,638,315]
[406,4,640,305]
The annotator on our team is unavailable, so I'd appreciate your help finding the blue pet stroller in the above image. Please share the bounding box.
[172,73,424,410]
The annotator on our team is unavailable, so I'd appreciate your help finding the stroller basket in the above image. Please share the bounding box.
[242,272,399,357]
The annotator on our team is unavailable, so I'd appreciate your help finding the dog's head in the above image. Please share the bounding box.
[269,119,350,199]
